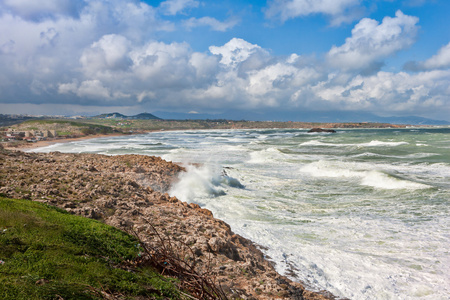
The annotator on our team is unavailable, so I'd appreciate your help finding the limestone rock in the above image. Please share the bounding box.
[0,149,334,300]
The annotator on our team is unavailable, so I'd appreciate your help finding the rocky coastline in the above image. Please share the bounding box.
[0,145,335,299]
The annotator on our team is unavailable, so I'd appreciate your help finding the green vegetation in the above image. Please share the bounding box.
[0,197,183,299]
[17,119,116,136]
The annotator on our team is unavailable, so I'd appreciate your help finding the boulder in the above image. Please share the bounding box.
[308,128,336,133]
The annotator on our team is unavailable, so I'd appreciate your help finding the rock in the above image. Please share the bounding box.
[307,128,336,133]
[0,149,334,300]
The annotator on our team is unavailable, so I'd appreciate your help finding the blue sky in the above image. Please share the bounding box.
[1,0,449,120]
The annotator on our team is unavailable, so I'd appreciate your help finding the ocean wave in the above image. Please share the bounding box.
[299,140,409,148]
[248,147,285,164]
[360,171,430,190]
[359,140,409,147]
[299,160,430,190]
[351,152,438,159]
[169,164,245,202]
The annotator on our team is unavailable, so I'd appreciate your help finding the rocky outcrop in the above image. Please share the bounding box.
[307,128,336,133]
[0,149,333,300]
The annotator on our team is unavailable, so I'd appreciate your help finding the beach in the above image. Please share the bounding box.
[3,133,130,151]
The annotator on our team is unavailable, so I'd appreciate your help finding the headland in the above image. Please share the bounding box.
[0,144,335,299]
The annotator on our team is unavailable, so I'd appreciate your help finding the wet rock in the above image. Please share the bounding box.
[307,128,336,133]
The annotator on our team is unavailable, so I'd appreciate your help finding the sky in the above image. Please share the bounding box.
[0,0,450,121]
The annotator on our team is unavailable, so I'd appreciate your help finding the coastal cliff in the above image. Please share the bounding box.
[0,148,333,300]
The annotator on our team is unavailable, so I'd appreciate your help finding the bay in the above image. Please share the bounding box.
[32,127,450,299]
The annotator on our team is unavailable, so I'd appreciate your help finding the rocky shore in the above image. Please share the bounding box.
[0,146,334,299]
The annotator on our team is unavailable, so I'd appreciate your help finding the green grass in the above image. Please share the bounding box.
[21,120,89,128]
[0,197,183,299]
[19,119,116,135]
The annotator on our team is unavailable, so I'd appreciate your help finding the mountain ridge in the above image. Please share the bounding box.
[93,112,161,120]
[152,110,450,125]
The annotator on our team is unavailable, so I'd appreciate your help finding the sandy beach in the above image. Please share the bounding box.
[3,133,132,151]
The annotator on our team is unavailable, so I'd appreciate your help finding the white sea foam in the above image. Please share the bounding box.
[299,140,333,146]
[351,152,438,159]
[299,160,430,190]
[169,164,245,203]
[248,147,284,164]
[359,140,409,147]
[360,170,430,190]
[300,160,363,178]
[351,152,385,158]
[169,165,225,203]
[300,140,409,148]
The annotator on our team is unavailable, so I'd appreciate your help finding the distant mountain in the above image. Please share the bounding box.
[0,114,36,126]
[129,112,161,120]
[93,112,161,120]
[153,110,450,125]
[94,112,128,119]
[374,115,450,125]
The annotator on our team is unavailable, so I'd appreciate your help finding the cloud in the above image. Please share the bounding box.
[57,37,220,107]
[76,80,112,99]
[404,42,450,71]
[421,42,450,69]
[209,38,265,67]
[0,0,449,121]
[265,0,362,25]
[0,0,83,21]
[327,11,419,72]
[80,34,132,76]
[183,16,239,32]
[311,70,450,113]
[0,0,172,105]
[159,0,199,16]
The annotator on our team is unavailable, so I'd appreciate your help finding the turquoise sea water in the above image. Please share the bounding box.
[32,127,450,299]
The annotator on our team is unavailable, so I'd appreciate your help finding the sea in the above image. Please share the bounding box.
[31,127,450,300]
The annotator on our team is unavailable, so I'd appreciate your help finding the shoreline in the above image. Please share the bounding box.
[1,132,337,299]
[3,123,417,152]
[3,132,136,151]
[0,147,334,299]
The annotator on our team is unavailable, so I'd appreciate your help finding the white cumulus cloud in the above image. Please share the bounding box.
[421,42,450,69]
[327,10,419,72]
[405,42,450,71]
[209,38,266,67]
[80,34,131,76]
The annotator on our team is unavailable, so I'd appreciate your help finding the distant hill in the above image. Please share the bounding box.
[153,110,450,125]
[94,112,128,119]
[0,114,36,126]
[129,112,161,120]
[375,115,450,126]
[93,112,161,120]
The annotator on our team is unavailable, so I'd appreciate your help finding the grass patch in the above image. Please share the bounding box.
[0,197,183,299]
[15,119,117,136]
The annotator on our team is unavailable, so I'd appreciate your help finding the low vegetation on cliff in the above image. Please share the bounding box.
[0,197,182,299]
